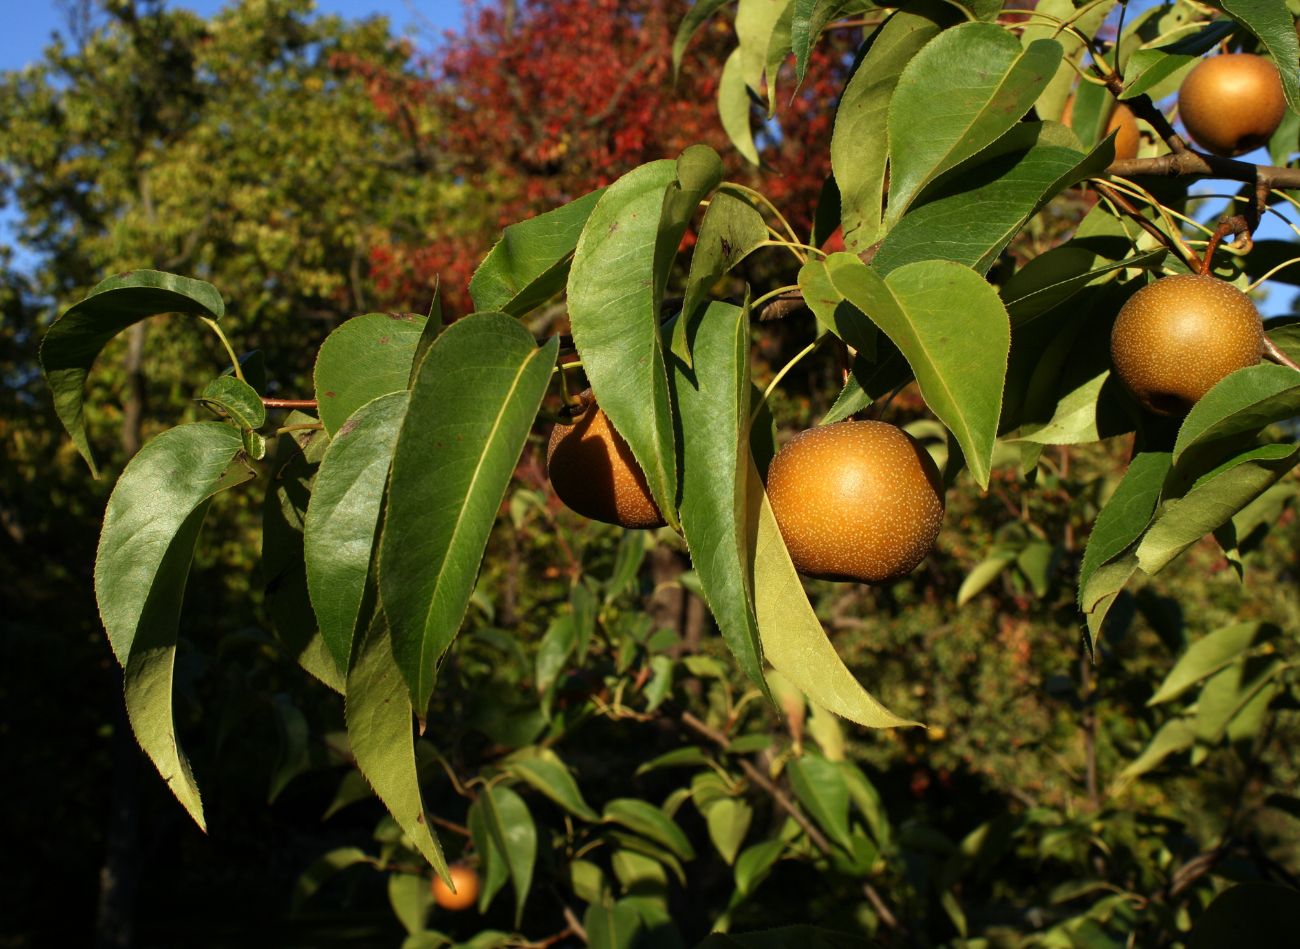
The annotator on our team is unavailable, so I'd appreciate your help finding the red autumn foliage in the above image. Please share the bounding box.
[360,0,858,315]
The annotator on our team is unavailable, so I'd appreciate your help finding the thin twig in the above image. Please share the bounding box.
[262,398,319,409]
[1093,181,1200,271]
[1263,336,1300,373]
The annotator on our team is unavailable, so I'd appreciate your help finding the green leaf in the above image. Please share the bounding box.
[501,748,600,822]
[1001,248,1166,327]
[746,455,914,728]
[697,926,872,949]
[479,784,537,927]
[1150,622,1272,706]
[584,900,644,949]
[291,846,374,912]
[1193,658,1282,744]
[304,391,408,674]
[1222,0,1300,114]
[534,614,576,713]
[468,798,510,912]
[798,259,875,357]
[786,755,854,853]
[792,1,866,84]
[872,125,1113,276]
[97,422,250,665]
[1172,363,1300,465]
[605,530,647,604]
[569,150,722,529]
[604,798,695,862]
[825,255,1009,488]
[261,423,344,693]
[669,301,768,696]
[40,269,224,476]
[198,375,266,430]
[886,24,1062,223]
[1078,451,1172,603]
[761,2,795,115]
[672,0,735,76]
[381,313,557,715]
[705,797,753,865]
[734,839,786,896]
[736,0,788,94]
[719,49,761,166]
[1137,443,1300,575]
[469,187,605,316]
[388,873,432,935]
[680,192,768,329]
[1115,719,1195,785]
[314,312,427,436]
[411,282,444,385]
[839,761,892,849]
[831,1,951,251]
[345,609,449,881]
[636,747,712,775]
[956,551,1017,606]
[1188,883,1300,949]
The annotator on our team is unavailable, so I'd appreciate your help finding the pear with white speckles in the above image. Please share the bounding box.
[1110,274,1263,416]
[765,420,945,583]
[1178,54,1286,157]
[547,389,665,529]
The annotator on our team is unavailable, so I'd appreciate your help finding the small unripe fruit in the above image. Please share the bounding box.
[546,390,665,529]
[765,421,944,583]
[1110,274,1263,416]
[431,864,480,912]
[1178,54,1286,156]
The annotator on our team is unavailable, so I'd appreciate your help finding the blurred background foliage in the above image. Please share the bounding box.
[2,1,1298,947]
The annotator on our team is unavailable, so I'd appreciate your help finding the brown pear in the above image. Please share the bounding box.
[1109,104,1140,161]
[547,390,665,529]
[1110,274,1263,416]
[765,420,944,583]
[1178,53,1286,156]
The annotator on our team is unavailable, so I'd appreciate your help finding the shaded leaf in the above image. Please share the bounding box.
[584,900,644,949]
[198,375,266,430]
[719,48,761,166]
[291,846,373,912]
[672,0,735,76]
[604,798,695,861]
[705,798,753,865]
[479,784,537,927]
[786,755,854,853]
[502,748,600,822]
[1173,363,1300,465]
[1078,451,1172,603]
[734,839,786,896]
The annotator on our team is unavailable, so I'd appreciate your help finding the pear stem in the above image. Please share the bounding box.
[1263,336,1300,373]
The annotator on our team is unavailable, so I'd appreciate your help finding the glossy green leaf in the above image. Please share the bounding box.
[1137,443,1300,575]
[798,259,875,356]
[887,24,1062,223]
[1172,364,1300,465]
[314,312,426,435]
[831,1,950,251]
[872,125,1112,276]
[479,784,537,927]
[1149,622,1272,706]
[381,313,557,715]
[501,748,600,822]
[705,798,753,865]
[792,0,862,84]
[410,282,444,385]
[761,2,794,115]
[719,48,761,166]
[1078,451,1171,603]
[604,798,695,861]
[672,0,735,76]
[746,455,915,728]
[345,609,449,881]
[40,269,224,476]
[469,187,605,316]
[669,301,768,695]
[304,391,408,673]
[569,151,722,529]
[1222,0,1300,113]
[825,255,1009,488]
[97,422,250,665]
[198,375,266,430]
[786,755,854,853]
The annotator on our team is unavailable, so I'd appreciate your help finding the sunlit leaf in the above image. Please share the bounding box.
[314,312,426,435]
